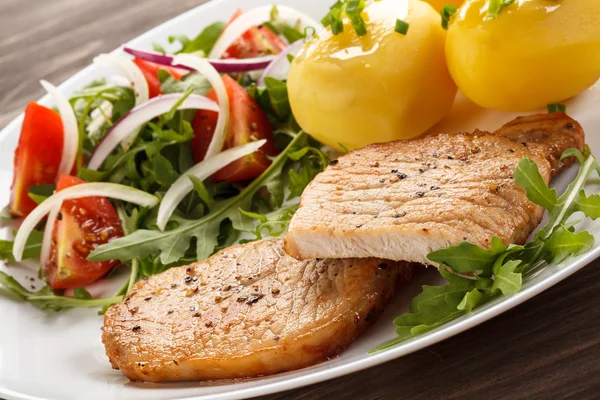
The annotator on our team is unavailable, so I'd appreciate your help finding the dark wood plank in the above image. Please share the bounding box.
[1,1,600,399]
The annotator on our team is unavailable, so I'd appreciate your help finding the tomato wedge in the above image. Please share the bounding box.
[221,9,287,59]
[191,74,277,182]
[44,175,124,290]
[10,102,66,217]
[133,58,184,98]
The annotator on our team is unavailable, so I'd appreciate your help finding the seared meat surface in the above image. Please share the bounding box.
[103,239,413,382]
[284,113,584,263]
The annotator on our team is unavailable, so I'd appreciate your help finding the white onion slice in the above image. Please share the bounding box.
[87,93,219,170]
[86,100,113,139]
[257,40,305,86]
[40,202,61,266]
[209,5,321,59]
[13,184,159,263]
[172,54,229,159]
[93,54,149,106]
[40,80,79,177]
[122,47,276,73]
[108,75,132,88]
[156,140,266,231]
[94,54,151,150]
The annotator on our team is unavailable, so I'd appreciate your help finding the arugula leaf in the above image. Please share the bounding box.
[574,191,600,220]
[491,260,522,295]
[457,289,486,312]
[371,268,476,352]
[28,184,56,205]
[239,205,298,240]
[514,157,558,209]
[264,6,306,43]
[89,132,328,264]
[0,206,12,223]
[543,226,594,264]
[263,78,292,121]
[374,148,600,351]
[427,237,506,275]
[159,71,211,96]
[0,272,122,311]
[171,22,226,55]
[0,230,43,263]
[189,175,215,211]
[74,287,92,300]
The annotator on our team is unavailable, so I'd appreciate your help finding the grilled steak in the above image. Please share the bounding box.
[284,113,585,263]
[102,239,413,382]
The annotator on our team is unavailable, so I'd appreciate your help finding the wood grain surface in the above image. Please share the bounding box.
[2,1,600,399]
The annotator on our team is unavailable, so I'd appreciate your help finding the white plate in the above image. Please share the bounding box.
[1,1,600,399]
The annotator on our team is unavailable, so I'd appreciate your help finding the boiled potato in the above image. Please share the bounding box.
[424,0,463,12]
[446,0,600,111]
[288,0,457,152]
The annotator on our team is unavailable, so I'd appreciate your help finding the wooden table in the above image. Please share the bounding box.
[2,1,600,399]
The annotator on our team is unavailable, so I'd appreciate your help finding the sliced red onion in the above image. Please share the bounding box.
[87,93,219,171]
[13,184,159,263]
[40,202,61,266]
[40,80,79,177]
[172,54,229,159]
[209,5,320,59]
[122,47,275,73]
[156,140,267,231]
[257,40,305,86]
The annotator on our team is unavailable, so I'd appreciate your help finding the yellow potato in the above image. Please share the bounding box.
[424,0,463,12]
[446,0,600,112]
[288,0,457,152]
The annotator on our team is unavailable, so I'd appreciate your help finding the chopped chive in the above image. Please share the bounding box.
[322,0,368,36]
[351,14,367,36]
[548,103,567,113]
[303,26,316,41]
[441,4,458,30]
[487,0,515,19]
[395,19,410,35]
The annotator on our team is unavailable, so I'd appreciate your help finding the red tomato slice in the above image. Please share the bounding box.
[44,175,124,290]
[133,58,184,98]
[191,74,277,182]
[221,9,287,59]
[10,102,65,217]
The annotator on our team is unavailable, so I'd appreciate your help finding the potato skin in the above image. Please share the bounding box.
[446,0,600,112]
[287,0,457,152]
[424,0,463,12]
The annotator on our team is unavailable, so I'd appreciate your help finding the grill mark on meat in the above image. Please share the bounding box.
[103,239,413,382]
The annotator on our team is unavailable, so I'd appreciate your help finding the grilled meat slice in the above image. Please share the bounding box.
[284,113,584,263]
[102,239,413,382]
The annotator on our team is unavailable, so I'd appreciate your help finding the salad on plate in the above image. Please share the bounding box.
[1,0,600,385]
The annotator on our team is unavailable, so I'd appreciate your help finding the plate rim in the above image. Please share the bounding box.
[1,0,600,399]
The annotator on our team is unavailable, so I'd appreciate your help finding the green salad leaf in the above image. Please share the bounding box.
[0,230,43,263]
[158,70,211,96]
[0,272,122,312]
[28,184,56,205]
[372,148,600,352]
[169,21,226,55]
[89,132,328,265]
